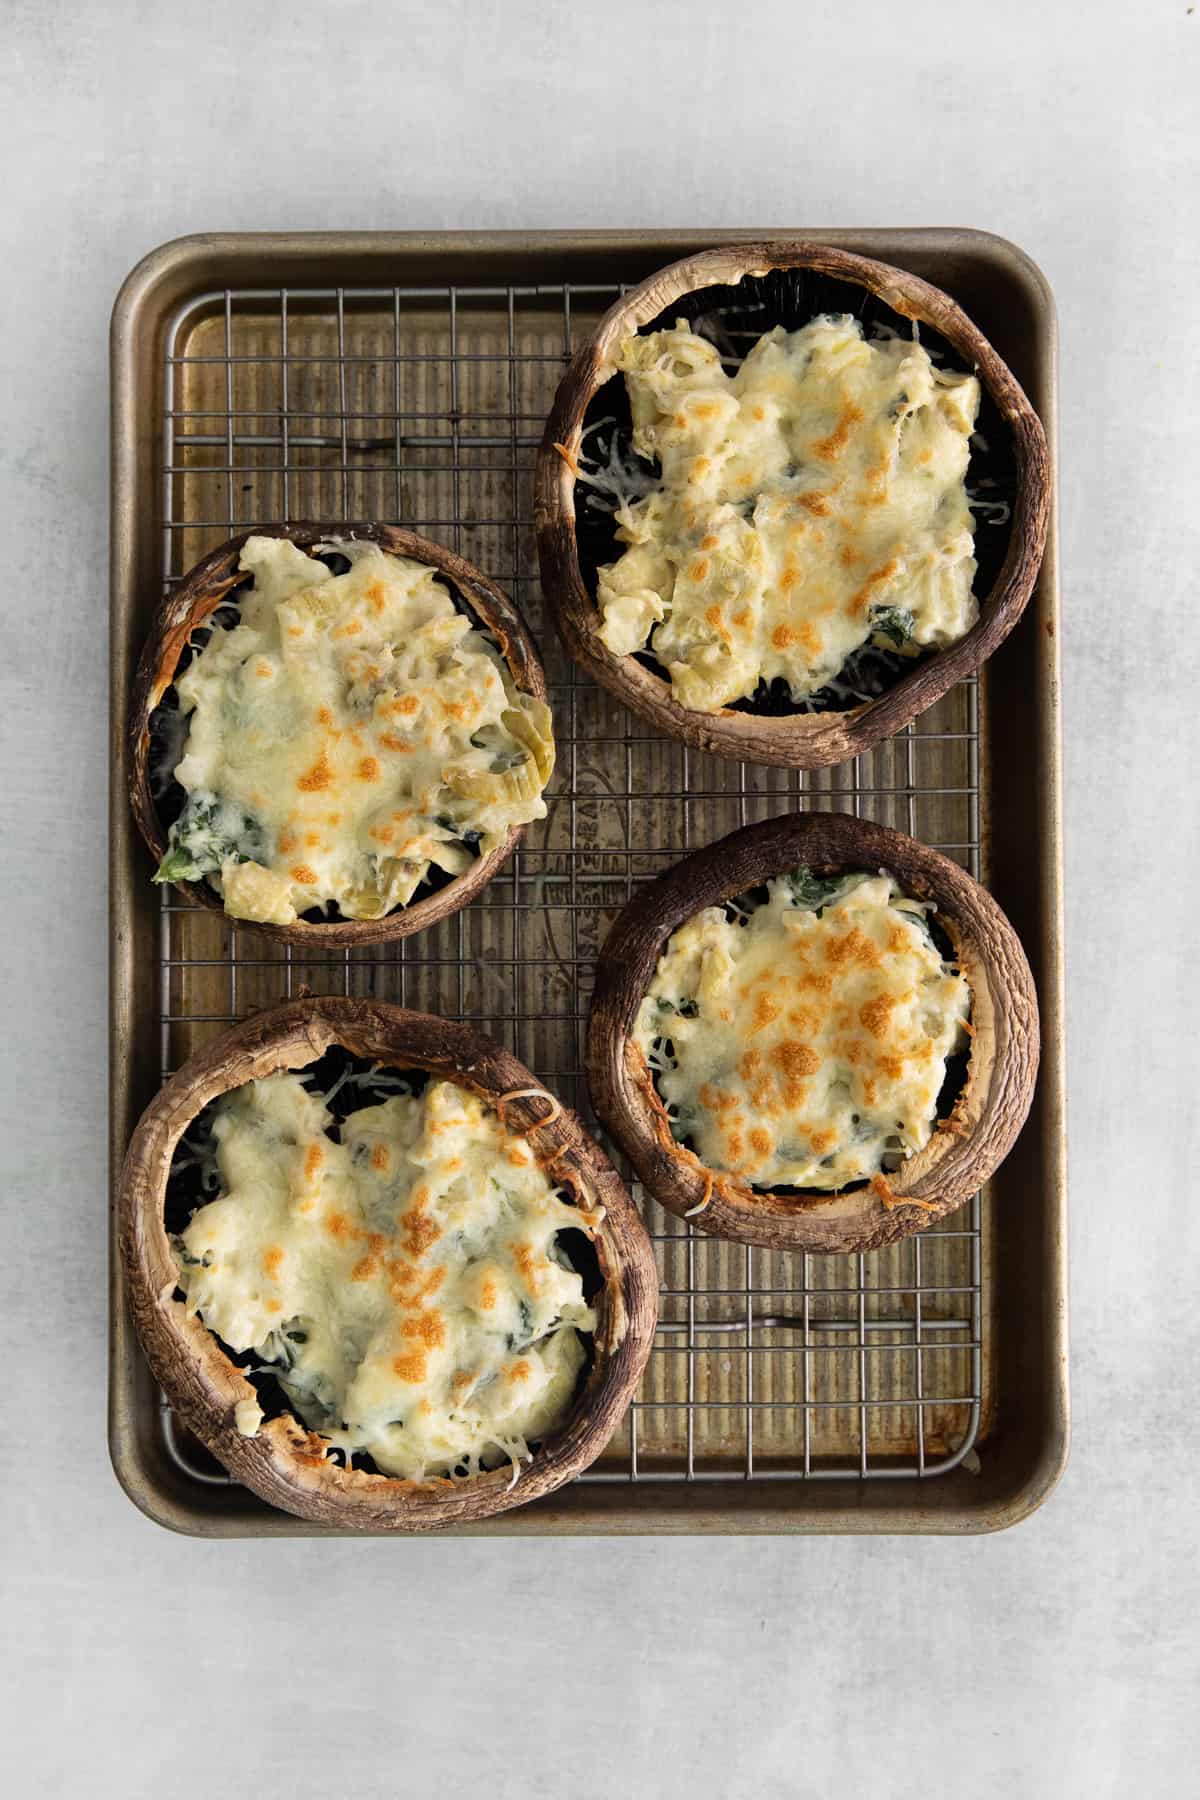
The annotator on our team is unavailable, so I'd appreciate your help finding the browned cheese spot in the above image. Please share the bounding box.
[812,400,864,463]
[748,993,781,1036]
[859,994,897,1039]
[770,1040,821,1080]
[297,749,333,792]
[846,559,900,620]
[391,1349,428,1384]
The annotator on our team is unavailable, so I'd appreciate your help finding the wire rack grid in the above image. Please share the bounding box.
[153,278,985,1493]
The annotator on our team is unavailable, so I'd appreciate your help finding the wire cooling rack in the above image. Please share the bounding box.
[154,281,984,1488]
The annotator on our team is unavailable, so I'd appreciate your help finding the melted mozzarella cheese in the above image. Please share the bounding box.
[157,536,554,924]
[595,316,980,710]
[176,1072,596,1479]
[633,872,970,1189]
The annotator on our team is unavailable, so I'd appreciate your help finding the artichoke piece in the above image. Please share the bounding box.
[340,886,393,920]
[426,836,474,877]
[505,696,555,782]
[445,697,555,810]
[371,857,427,911]
[220,860,298,925]
[275,582,343,639]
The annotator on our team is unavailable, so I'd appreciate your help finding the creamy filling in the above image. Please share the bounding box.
[176,1071,596,1480]
[593,316,980,711]
[634,870,970,1190]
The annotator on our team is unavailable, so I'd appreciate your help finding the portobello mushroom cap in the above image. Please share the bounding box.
[588,812,1039,1253]
[119,996,658,1530]
[535,241,1050,768]
[129,521,550,945]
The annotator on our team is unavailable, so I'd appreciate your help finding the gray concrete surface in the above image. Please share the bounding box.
[2,0,1197,1793]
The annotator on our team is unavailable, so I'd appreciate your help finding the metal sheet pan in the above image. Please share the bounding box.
[109,229,1066,1535]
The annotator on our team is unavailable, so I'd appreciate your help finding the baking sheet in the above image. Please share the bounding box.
[109,230,1066,1534]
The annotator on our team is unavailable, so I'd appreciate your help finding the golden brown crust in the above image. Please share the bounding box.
[119,996,658,1529]
[534,241,1050,768]
[128,522,549,945]
[587,811,1039,1253]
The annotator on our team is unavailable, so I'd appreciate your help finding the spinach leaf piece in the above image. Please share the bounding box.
[871,606,916,650]
[783,866,848,912]
[154,792,265,883]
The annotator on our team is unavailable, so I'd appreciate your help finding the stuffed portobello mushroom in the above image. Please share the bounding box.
[588,812,1039,1254]
[130,524,554,945]
[536,242,1049,769]
[119,998,658,1530]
